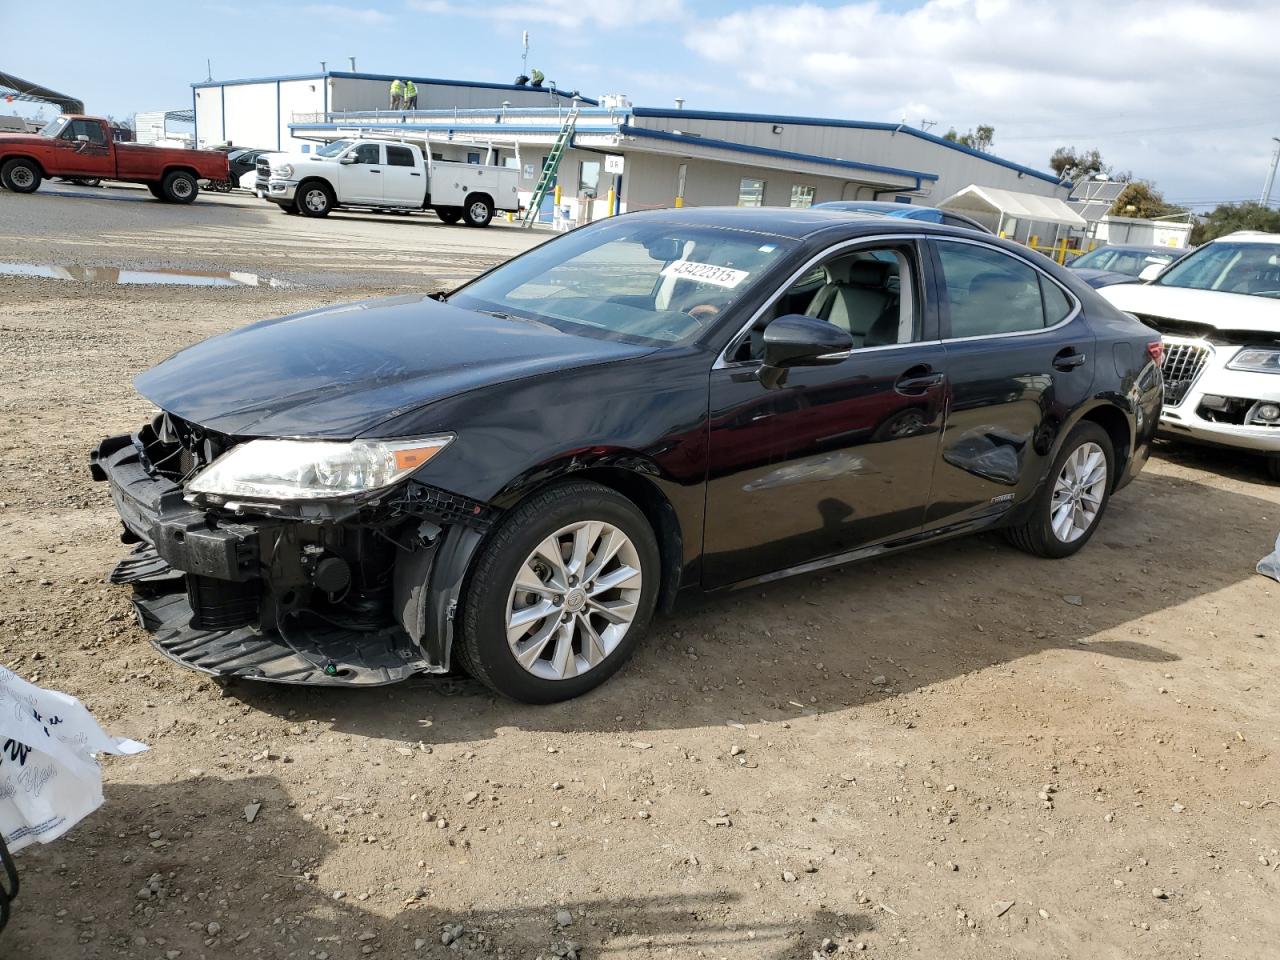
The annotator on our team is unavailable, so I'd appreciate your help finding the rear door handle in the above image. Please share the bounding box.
[895,365,944,395]
[1053,348,1087,371]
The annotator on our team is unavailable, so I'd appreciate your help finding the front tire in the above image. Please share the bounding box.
[457,482,660,703]
[296,180,333,217]
[1006,421,1114,558]
[1,158,42,194]
[161,170,199,204]
[462,194,494,228]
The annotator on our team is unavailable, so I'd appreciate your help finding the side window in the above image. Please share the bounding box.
[1040,276,1074,326]
[350,143,381,164]
[69,120,107,145]
[385,145,415,167]
[736,245,919,361]
[935,242,1048,338]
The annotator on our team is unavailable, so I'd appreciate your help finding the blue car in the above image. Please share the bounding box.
[813,200,993,233]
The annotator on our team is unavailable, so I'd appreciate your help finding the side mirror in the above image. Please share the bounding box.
[339,155,357,165]
[1138,263,1164,283]
[758,314,853,388]
[75,133,90,143]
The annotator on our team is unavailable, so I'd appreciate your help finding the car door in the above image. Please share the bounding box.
[338,143,384,204]
[924,237,1094,530]
[382,144,425,206]
[702,238,947,587]
[54,119,112,176]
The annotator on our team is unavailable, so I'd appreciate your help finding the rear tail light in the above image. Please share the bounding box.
[1146,340,1164,366]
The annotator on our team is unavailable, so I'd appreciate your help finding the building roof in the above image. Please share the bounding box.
[192,71,595,104]
[632,107,1064,186]
[939,184,1086,228]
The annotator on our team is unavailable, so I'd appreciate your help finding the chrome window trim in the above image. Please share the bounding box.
[713,232,1083,369]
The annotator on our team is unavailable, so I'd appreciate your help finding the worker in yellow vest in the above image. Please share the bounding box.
[389,78,404,110]
[404,79,418,110]
[530,68,545,88]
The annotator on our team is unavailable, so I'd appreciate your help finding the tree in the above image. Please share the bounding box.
[943,124,995,153]
[1050,146,1107,182]
[1191,201,1280,245]
[1108,181,1186,220]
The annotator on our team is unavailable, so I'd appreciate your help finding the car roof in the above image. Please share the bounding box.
[619,206,984,241]
[1092,243,1180,255]
[1216,231,1280,243]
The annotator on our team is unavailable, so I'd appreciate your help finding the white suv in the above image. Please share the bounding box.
[1100,231,1280,479]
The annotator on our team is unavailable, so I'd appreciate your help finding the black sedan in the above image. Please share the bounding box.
[227,148,273,186]
[1067,243,1186,288]
[91,208,1163,702]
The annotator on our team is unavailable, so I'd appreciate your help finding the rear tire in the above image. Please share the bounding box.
[457,481,660,703]
[161,170,199,204]
[1006,421,1114,558]
[1,158,42,194]
[462,194,494,228]
[147,183,165,200]
[296,180,333,217]
[435,207,462,225]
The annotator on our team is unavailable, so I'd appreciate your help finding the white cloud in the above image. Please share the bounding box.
[302,3,390,25]
[406,0,686,29]
[684,0,1280,204]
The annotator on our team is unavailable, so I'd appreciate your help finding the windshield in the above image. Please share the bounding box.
[315,139,354,158]
[1155,241,1280,298]
[38,117,69,138]
[448,219,795,345]
[1071,247,1178,276]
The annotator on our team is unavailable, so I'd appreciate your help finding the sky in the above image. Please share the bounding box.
[4,0,1278,209]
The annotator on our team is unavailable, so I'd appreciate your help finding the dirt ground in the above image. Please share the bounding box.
[1,186,1278,960]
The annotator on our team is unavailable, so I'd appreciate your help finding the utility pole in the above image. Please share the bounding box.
[205,59,212,82]
[320,60,327,72]
[1262,137,1280,206]
[348,56,356,71]
[522,31,530,77]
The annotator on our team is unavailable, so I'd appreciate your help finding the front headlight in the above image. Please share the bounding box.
[1227,348,1280,374]
[274,163,294,178]
[187,436,453,501]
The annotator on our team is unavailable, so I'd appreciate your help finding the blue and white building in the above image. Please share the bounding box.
[194,70,1071,225]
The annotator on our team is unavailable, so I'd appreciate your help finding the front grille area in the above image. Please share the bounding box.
[1161,340,1211,406]
[137,412,235,486]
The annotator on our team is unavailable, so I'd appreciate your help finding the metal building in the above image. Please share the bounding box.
[191,70,590,151]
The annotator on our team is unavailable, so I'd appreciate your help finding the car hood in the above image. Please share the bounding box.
[0,133,43,146]
[134,295,655,439]
[1099,283,1280,332]
[1070,268,1138,289]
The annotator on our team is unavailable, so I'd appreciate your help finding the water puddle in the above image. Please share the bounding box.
[0,262,295,288]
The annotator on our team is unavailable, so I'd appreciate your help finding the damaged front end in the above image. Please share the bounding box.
[90,412,493,686]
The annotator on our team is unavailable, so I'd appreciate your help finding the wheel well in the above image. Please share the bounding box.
[1079,404,1131,487]
[465,191,494,207]
[163,166,199,181]
[297,176,333,196]
[2,154,45,176]
[500,467,683,613]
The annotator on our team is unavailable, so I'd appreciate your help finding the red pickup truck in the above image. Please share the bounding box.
[0,115,229,204]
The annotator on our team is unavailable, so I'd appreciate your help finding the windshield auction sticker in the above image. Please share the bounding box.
[660,260,750,289]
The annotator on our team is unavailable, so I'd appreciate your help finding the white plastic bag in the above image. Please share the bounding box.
[1259,531,1280,583]
[0,667,147,853]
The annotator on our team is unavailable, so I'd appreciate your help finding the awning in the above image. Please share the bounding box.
[0,71,83,114]
[938,184,1085,229]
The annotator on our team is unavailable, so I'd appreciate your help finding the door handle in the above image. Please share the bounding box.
[895,365,944,395]
[1053,349,1087,371]
[369,169,381,173]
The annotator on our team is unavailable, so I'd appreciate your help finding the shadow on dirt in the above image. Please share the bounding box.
[193,464,1280,749]
[5,776,870,959]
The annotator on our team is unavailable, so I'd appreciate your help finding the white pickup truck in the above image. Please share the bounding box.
[255,138,519,227]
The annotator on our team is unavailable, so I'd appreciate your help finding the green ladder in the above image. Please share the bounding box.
[521,107,579,228]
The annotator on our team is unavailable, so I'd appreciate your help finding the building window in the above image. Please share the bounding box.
[579,160,601,198]
[738,178,765,207]
[790,184,815,208]
[467,152,481,165]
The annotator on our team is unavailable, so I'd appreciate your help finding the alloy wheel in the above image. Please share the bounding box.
[304,189,328,213]
[470,201,489,222]
[171,178,193,199]
[11,167,34,189]
[1050,441,1107,543]
[505,521,643,681]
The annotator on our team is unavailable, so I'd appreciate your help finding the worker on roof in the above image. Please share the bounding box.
[530,68,545,88]
[404,79,418,110]
[389,78,404,110]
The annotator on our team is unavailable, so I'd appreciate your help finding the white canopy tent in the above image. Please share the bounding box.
[938,184,1085,241]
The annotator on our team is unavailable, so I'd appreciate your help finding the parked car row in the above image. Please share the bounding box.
[92,207,1163,702]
